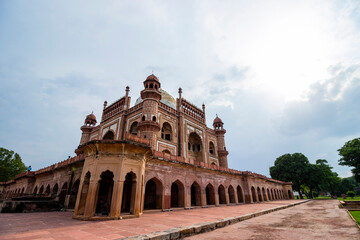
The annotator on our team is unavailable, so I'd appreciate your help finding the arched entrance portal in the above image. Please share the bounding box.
[59,183,68,205]
[237,185,244,203]
[171,180,184,208]
[69,179,80,209]
[52,184,59,198]
[121,172,137,214]
[257,187,263,202]
[188,132,203,162]
[251,186,257,202]
[218,185,226,204]
[96,170,114,216]
[228,185,236,203]
[77,172,90,215]
[206,183,215,205]
[262,187,267,201]
[144,178,163,210]
[191,182,201,206]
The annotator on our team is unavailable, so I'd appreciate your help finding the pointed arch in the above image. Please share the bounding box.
[218,184,226,204]
[251,186,257,202]
[52,183,59,197]
[39,185,44,194]
[33,186,38,195]
[144,177,163,210]
[171,180,185,208]
[191,181,201,206]
[45,184,51,196]
[206,183,215,205]
[96,170,114,215]
[121,171,137,214]
[130,121,138,135]
[237,185,244,203]
[161,122,172,141]
[228,185,236,203]
[103,130,115,140]
[78,172,90,215]
[262,187,267,201]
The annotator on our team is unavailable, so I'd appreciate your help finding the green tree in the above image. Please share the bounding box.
[338,138,360,182]
[315,159,341,196]
[0,147,27,182]
[270,153,310,199]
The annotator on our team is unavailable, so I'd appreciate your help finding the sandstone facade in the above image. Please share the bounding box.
[0,74,293,219]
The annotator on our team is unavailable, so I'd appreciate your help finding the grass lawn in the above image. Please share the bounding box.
[349,211,360,225]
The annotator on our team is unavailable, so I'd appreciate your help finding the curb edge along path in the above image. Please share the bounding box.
[121,200,311,240]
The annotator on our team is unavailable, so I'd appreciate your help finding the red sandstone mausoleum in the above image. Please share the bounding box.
[0,74,293,220]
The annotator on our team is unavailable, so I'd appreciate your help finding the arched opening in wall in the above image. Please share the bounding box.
[152,116,156,121]
[150,83,153,88]
[52,183,59,198]
[218,185,226,204]
[161,122,172,141]
[267,189,271,200]
[257,187,263,202]
[39,185,44,195]
[206,183,215,205]
[171,180,184,208]
[288,190,292,199]
[130,122,138,135]
[78,172,91,215]
[103,131,115,140]
[211,162,217,167]
[33,186,38,195]
[228,185,236,203]
[59,183,68,206]
[237,185,244,203]
[21,187,24,195]
[188,132,203,162]
[68,179,80,209]
[162,149,171,155]
[251,186,257,202]
[142,115,146,121]
[45,185,51,196]
[191,182,201,206]
[262,187,267,201]
[155,84,158,90]
[144,178,163,210]
[209,141,215,155]
[96,170,114,216]
[121,172,137,214]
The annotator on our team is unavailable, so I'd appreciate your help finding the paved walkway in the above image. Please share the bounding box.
[186,200,360,240]
[0,200,302,240]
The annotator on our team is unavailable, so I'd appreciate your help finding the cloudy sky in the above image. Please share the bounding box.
[1,0,359,178]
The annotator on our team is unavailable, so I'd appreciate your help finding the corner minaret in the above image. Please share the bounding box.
[79,113,97,145]
[138,74,161,144]
[213,115,229,168]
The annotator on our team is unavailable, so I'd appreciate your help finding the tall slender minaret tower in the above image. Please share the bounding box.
[213,115,229,168]
[137,74,161,146]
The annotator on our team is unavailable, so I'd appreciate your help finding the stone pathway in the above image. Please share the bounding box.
[0,200,302,240]
[186,200,360,240]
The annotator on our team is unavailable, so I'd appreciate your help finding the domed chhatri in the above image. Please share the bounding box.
[84,112,97,126]
[146,74,159,82]
[213,115,223,125]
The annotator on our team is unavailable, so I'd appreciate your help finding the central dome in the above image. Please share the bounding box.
[135,89,176,109]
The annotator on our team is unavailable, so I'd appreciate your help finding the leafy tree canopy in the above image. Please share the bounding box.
[0,147,27,182]
[270,153,310,198]
[338,138,360,182]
